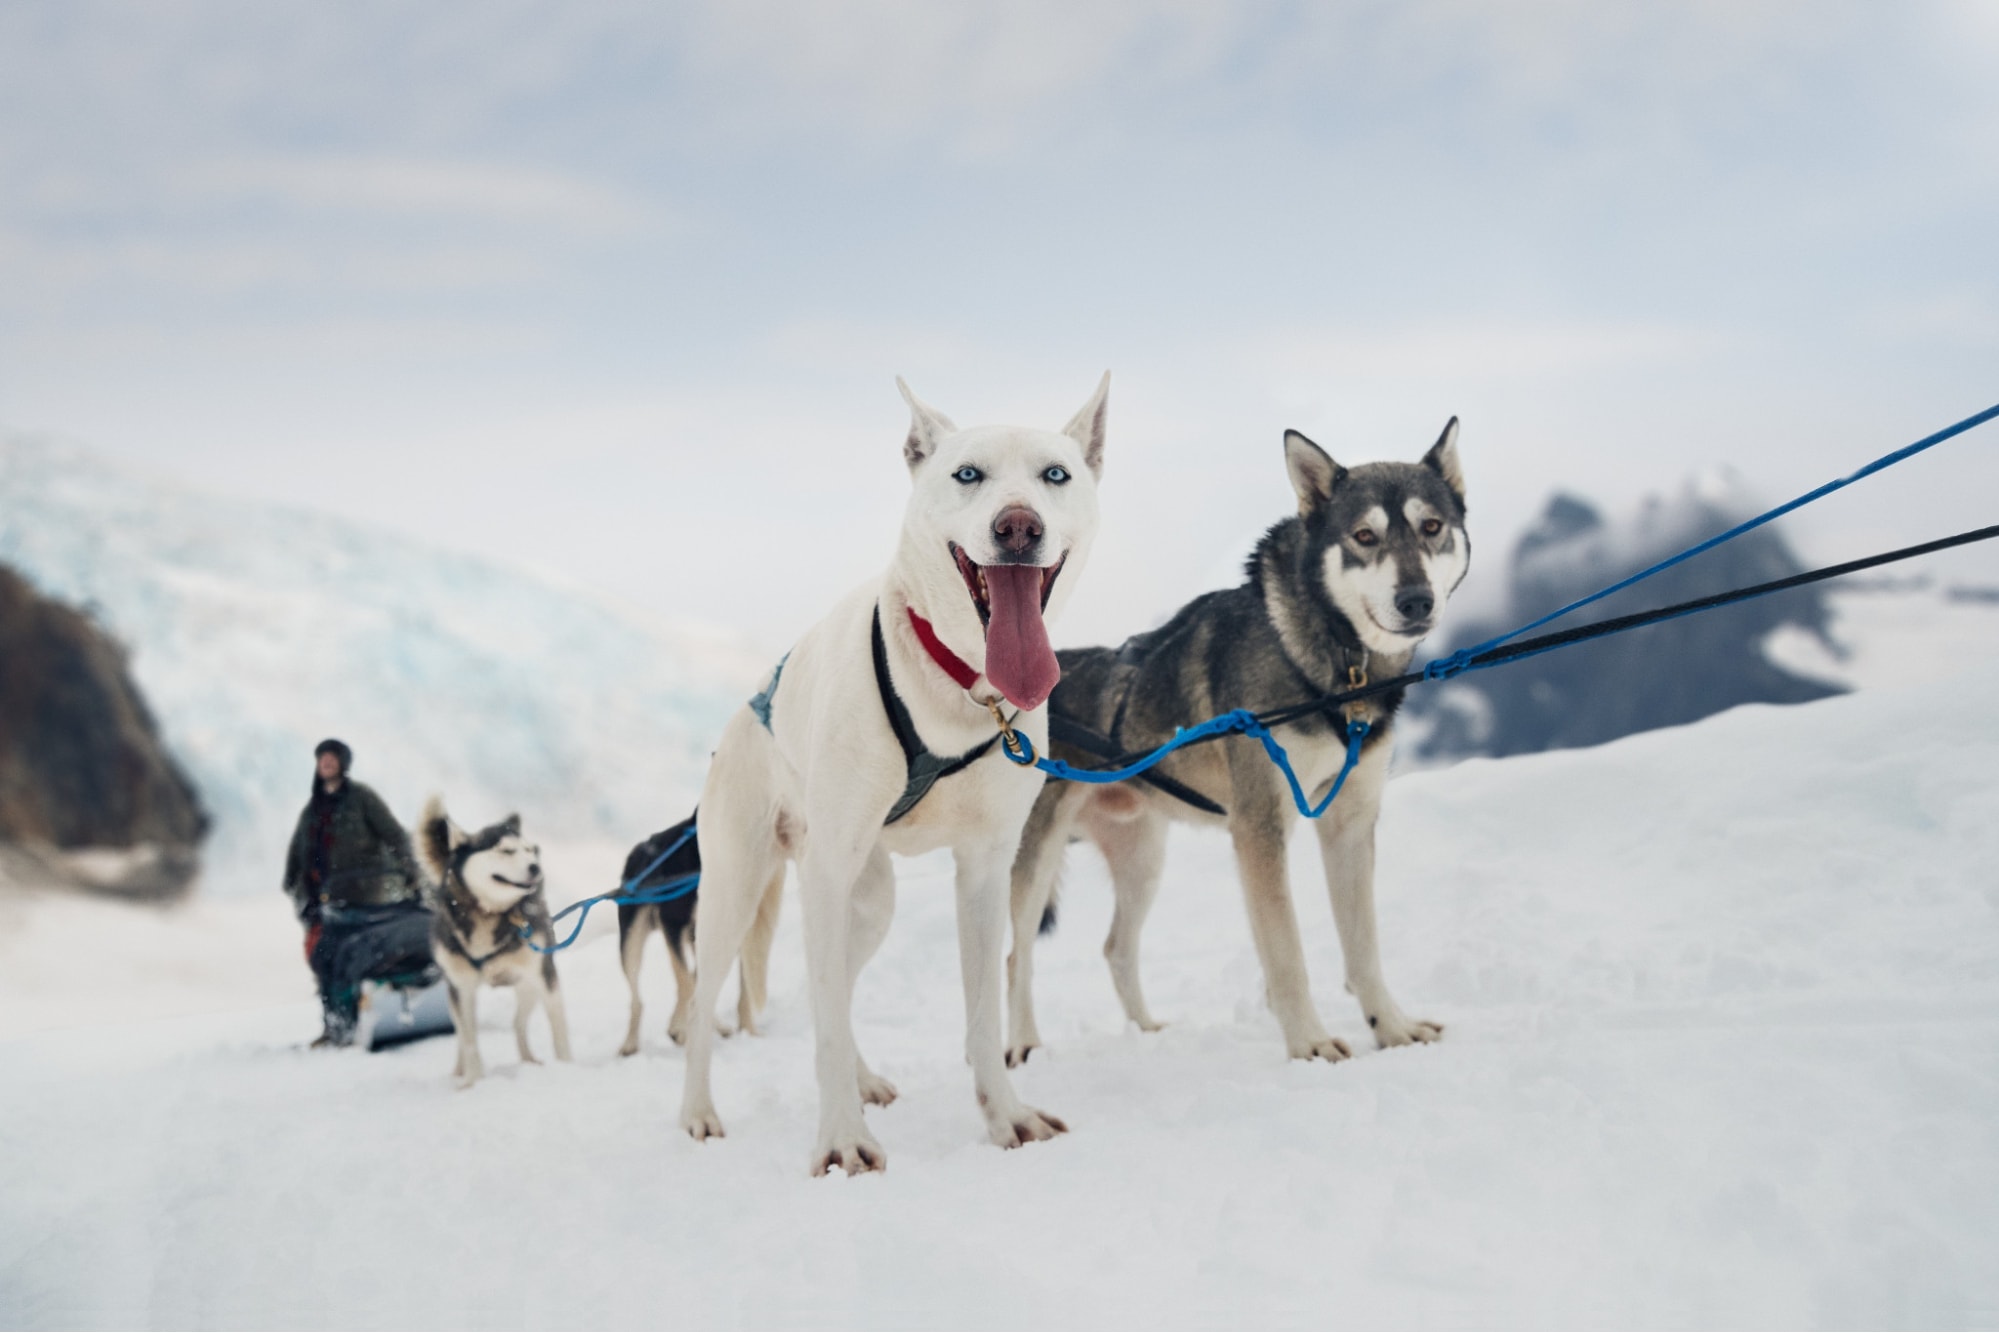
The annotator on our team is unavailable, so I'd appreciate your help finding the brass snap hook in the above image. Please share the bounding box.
[987,699,1029,762]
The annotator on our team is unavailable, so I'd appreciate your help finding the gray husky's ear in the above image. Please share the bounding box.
[896,377,958,470]
[1283,429,1345,514]
[1423,416,1464,503]
[1061,370,1111,478]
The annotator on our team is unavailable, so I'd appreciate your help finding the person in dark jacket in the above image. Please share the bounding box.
[284,739,437,1047]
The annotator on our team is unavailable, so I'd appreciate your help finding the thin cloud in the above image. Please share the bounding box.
[185,155,657,236]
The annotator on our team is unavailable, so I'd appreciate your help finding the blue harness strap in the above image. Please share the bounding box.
[1003,709,1372,820]
[750,654,788,730]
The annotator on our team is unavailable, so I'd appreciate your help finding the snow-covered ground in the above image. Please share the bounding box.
[5,663,1996,1328]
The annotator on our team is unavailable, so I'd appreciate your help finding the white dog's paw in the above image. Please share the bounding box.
[811,1131,887,1177]
[1004,1039,1040,1068]
[1371,1012,1444,1047]
[986,1104,1069,1149]
[454,1071,480,1090]
[1287,1035,1353,1063]
[858,1068,899,1108]
[681,1104,727,1141]
[617,1037,640,1058]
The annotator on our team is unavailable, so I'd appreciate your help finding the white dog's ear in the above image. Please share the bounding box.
[1283,429,1344,514]
[1422,416,1464,503]
[1061,370,1111,478]
[896,377,958,470]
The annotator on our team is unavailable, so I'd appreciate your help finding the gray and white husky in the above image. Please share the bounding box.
[419,798,573,1087]
[1006,419,1467,1065]
[680,374,1110,1175]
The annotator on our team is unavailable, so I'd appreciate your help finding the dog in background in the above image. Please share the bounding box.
[419,798,572,1087]
[615,814,781,1056]
[1007,419,1468,1066]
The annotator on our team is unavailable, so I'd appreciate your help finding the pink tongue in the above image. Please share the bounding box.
[981,564,1060,711]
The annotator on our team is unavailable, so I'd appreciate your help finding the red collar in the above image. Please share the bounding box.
[906,608,980,691]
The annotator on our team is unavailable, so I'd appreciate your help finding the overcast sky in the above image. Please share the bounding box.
[3,2,1995,652]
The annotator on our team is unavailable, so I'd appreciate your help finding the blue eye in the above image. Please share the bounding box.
[953,465,982,485]
[1043,465,1070,485]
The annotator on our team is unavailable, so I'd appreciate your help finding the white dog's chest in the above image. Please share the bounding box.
[875,754,1043,855]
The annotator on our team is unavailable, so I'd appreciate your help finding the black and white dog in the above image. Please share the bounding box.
[419,798,572,1087]
[1006,420,1468,1065]
[615,815,781,1056]
[679,375,1111,1175]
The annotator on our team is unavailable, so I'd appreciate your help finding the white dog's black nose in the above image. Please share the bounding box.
[1394,587,1434,622]
[992,506,1044,559]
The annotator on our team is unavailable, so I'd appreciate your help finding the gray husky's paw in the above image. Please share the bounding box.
[1289,1035,1354,1062]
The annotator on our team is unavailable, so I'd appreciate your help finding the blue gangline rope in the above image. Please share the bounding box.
[1423,400,1999,682]
[1005,712,1374,820]
[525,823,700,954]
[1004,400,1999,818]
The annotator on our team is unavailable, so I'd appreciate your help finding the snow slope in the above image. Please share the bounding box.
[0,435,767,895]
[3,663,1995,1328]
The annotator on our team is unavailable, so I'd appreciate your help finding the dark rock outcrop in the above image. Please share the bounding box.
[1409,484,1845,761]
[0,563,208,898]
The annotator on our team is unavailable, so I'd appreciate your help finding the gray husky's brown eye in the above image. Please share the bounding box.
[1421,518,1443,537]
[1352,528,1378,547]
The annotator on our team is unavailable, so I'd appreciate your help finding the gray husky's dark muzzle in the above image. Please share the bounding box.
[1394,586,1435,624]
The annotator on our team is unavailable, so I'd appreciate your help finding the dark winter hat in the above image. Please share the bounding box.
[314,738,353,774]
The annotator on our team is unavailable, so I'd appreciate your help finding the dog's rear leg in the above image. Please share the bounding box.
[618,912,650,1057]
[1091,803,1170,1033]
[1312,737,1440,1048]
[680,721,785,1142]
[1006,781,1083,1067]
[665,924,696,1046]
[847,849,898,1107]
[733,868,784,1037]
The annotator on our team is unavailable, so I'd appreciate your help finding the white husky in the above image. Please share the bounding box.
[679,374,1110,1175]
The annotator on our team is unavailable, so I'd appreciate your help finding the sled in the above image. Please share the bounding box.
[358,977,454,1050]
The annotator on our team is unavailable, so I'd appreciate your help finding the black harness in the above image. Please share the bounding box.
[440,889,528,971]
[870,606,999,824]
